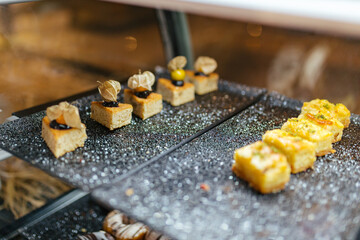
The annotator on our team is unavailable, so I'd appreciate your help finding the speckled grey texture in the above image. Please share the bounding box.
[20,195,107,240]
[0,80,263,191]
[92,92,360,240]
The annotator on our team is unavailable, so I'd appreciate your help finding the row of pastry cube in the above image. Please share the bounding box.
[92,56,219,129]
[42,56,220,158]
[232,99,350,194]
[158,56,219,106]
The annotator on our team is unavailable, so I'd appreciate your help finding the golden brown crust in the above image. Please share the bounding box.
[91,101,132,112]
[157,78,195,106]
[232,165,287,194]
[42,116,87,158]
[316,149,336,157]
[42,116,74,140]
[343,118,350,128]
[158,78,194,91]
[124,89,162,105]
[124,90,162,120]
[90,101,133,130]
[185,70,219,82]
[185,70,218,95]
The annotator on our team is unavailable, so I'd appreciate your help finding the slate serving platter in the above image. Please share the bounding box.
[0,80,264,191]
[20,194,108,240]
[92,93,360,240]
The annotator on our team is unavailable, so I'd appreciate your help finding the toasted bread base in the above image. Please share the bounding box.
[232,165,289,194]
[262,129,316,174]
[41,116,87,158]
[156,78,195,106]
[185,70,218,95]
[124,89,162,120]
[91,101,132,130]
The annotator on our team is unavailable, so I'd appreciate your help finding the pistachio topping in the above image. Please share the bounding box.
[194,56,217,75]
[46,101,83,129]
[98,80,121,102]
[127,70,155,91]
[167,56,187,71]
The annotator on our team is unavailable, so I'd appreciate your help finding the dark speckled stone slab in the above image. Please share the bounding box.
[92,93,360,240]
[20,195,107,240]
[0,80,264,190]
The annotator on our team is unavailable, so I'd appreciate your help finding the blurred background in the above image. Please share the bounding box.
[0,0,359,231]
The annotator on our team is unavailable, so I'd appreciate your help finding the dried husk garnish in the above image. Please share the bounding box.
[98,80,121,102]
[168,56,187,71]
[194,56,217,75]
[0,157,71,219]
[46,101,83,129]
[128,70,155,91]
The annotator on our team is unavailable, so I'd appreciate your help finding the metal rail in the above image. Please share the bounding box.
[104,0,360,39]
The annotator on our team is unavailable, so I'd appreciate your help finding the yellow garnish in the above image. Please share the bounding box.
[171,69,186,81]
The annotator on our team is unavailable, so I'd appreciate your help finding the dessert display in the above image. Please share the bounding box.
[298,112,344,142]
[78,210,170,240]
[91,80,133,130]
[232,141,291,194]
[281,118,334,156]
[262,129,316,173]
[157,56,195,106]
[124,71,163,120]
[185,56,219,95]
[301,99,351,128]
[41,101,87,158]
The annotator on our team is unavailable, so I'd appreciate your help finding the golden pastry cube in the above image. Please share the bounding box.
[91,102,133,130]
[301,99,351,128]
[262,129,316,173]
[298,112,344,142]
[185,70,218,95]
[41,116,87,158]
[281,118,334,156]
[156,78,195,106]
[232,141,291,194]
[124,89,162,120]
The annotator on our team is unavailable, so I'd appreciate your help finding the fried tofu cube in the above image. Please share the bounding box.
[298,112,344,142]
[41,116,87,158]
[301,99,350,128]
[281,118,334,156]
[185,70,218,95]
[156,78,195,106]
[262,129,316,173]
[91,102,132,130]
[232,141,291,194]
[124,89,163,120]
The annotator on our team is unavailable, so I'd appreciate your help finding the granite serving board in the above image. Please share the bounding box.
[0,80,264,190]
[20,195,108,240]
[92,93,360,240]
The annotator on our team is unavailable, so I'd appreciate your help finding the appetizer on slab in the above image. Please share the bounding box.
[157,56,195,106]
[124,70,163,120]
[301,99,350,128]
[262,129,316,173]
[185,56,219,95]
[298,112,344,142]
[232,141,291,194]
[42,101,87,158]
[281,118,334,156]
[91,80,133,130]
